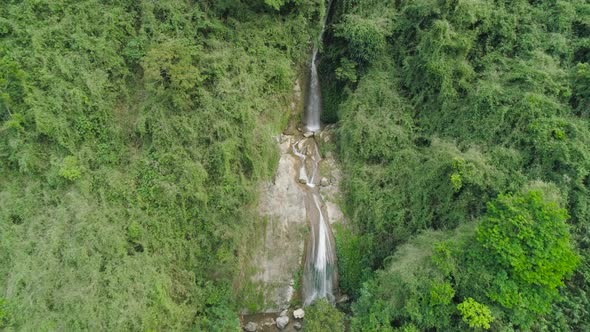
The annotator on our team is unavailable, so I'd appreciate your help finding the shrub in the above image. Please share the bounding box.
[335,15,389,65]
[305,299,345,332]
[457,298,494,330]
[58,156,82,181]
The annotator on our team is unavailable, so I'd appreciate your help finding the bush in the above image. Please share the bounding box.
[58,156,82,181]
[457,298,494,330]
[335,14,389,65]
[0,297,9,328]
[305,299,345,332]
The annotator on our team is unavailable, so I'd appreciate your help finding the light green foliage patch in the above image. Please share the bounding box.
[305,298,345,332]
[457,297,494,330]
[58,156,82,180]
[478,192,578,291]
[351,191,578,331]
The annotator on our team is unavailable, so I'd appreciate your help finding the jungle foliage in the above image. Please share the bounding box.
[2,0,590,330]
[0,0,323,330]
[322,0,590,330]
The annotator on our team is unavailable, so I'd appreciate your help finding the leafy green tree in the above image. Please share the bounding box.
[478,191,578,291]
[141,39,203,110]
[474,191,579,327]
[305,299,345,332]
[265,0,287,10]
[457,298,494,330]
[351,191,578,331]
[58,156,82,181]
[573,62,590,114]
[335,14,389,65]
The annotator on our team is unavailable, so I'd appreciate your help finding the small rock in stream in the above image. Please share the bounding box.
[293,308,305,319]
[276,316,289,330]
[244,321,257,332]
[303,131,314,138]
[293,321,303,330]
[280,309,288,317]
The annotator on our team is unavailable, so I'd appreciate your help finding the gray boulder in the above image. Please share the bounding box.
[276,316,289,330]
[244,321,257,332]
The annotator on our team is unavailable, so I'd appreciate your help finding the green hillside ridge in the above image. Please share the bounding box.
[324,0,590,330]
[0,0,323,330]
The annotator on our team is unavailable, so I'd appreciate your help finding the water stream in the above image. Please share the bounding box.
[303,0,333,132]
[299,0,338,306]
[293,137,337,306]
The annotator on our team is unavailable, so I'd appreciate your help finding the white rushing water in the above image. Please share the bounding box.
[304,0,333,132]
[305,49,322,132]
[300,0,338,306]
[294,138,337,306]
[305,192,336,304]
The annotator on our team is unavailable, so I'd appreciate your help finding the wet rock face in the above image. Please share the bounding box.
[250,135,308,311]
[246,126,346,311]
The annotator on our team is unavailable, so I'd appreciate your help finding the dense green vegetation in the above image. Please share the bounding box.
[2,0,590,330]
[324,0,590,330]
[0,0,323,330]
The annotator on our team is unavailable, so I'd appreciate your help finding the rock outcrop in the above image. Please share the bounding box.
[276,316,289,330]
[293,308,305,319]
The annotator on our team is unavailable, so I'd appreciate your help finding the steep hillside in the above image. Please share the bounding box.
[324,0,590,330]
[0,1,323,330]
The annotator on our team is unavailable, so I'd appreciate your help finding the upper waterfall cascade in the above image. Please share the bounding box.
[304,0,333,132]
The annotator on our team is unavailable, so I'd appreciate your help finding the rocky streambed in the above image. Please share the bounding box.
[242,114,344,330]
[242,308,306,332]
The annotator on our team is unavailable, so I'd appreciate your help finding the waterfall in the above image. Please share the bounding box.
[300,0,338,306]
[302,190,337,305]
[304,49,322,132]
[304,0,333,132]
[294,137,338,306]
